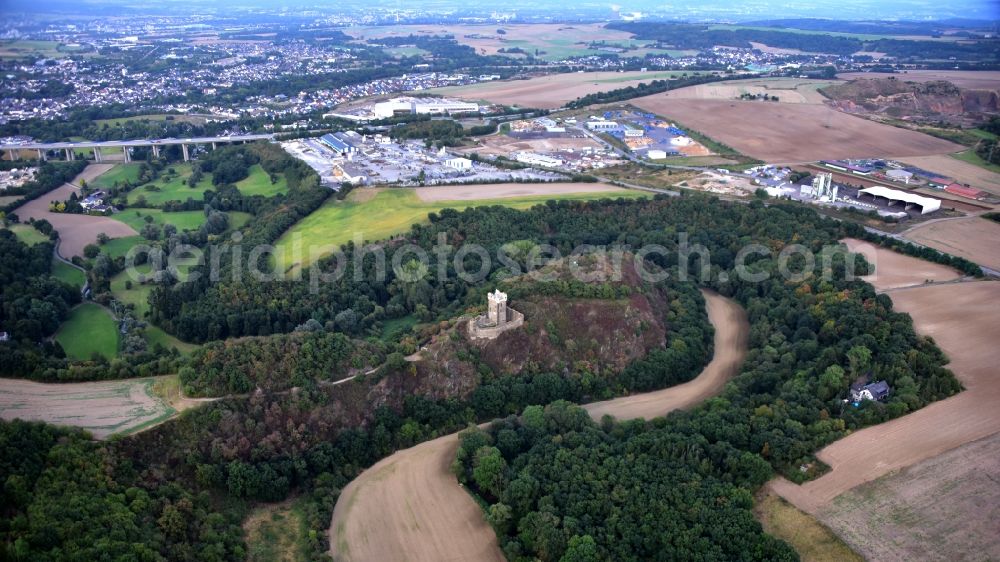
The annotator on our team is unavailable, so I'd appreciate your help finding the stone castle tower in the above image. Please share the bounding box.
[469,289,523,340]
[487,290,508,327]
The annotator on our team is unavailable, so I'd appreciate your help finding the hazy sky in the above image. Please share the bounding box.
[7,0,1000,20]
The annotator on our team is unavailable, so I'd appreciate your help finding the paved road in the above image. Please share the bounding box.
[1,134,274,151]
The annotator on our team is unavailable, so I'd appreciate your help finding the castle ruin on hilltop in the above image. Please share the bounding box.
[468,289,524,340]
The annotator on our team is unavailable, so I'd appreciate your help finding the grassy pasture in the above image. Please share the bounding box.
[754,488,863,562]
[952,149,1000,174]
[95,114,209,127]
[0,40,65,59]
[235,164,288,197]
[113,208,208,232]
[125,163,214,206]
[90,163,143,190]
[273,187,644,274]
[244,499,310,562]
[6,224,48,245]
[125,163,286,206]
[51,260,85,288]
[55,303,118,360]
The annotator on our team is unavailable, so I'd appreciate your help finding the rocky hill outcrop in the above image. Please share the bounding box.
[822,78,999,126]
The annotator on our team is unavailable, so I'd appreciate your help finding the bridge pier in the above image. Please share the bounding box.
[64,148,74,161]
[212,142,217,150]
[181,144,190,162]
[38,149,46,161]
[152,145,160,159]
[123,146,130,163]
[93,148,102,163]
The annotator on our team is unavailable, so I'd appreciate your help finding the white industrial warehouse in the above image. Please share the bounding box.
[857,186,941,214]
[325,96,480,121]
[371,97,480,119]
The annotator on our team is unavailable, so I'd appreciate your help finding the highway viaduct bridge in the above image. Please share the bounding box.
[0,134,275,163]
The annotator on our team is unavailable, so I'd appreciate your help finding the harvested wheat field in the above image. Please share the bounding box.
[900,154,1000,196]
[771,280,1000,514]
[415,182,625,202]
[817,431,1000,562]
[432,71,712,109]
[836,70,1000,90]
[0,376,175,438]
[330,292,748,562]
[660,77,836,104]
[842,238,962,290]
[904,216,1000,271]
[329,431,506,562]
[630,97,963,163]
[12,164,137,257]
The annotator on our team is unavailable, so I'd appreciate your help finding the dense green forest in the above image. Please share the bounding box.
[740,19,972,36]
[148,188,981,345]
[975,137,1000,165]
[455,242,962,560]
[0,142,327,382]
[0,224,183,382]
[608,22,865,55]
[180,331,386,396]
[0,230,79,350]
[1,191,967,560]
[609,22,1000,61]
[388,119,466,144]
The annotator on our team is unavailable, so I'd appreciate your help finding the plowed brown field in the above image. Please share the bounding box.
[629,97,963,163]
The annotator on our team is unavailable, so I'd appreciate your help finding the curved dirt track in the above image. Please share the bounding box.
[329,291,749,562]
[583,292,748,421]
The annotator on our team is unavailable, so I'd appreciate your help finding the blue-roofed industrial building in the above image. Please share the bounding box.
[320,133,358,155]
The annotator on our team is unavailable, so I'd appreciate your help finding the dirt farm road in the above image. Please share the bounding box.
[583,294,748,420]
[771,242,1000,514]
[329,291,750,562]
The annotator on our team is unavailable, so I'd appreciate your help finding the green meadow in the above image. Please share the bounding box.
[110,265,199,355]
[113,209,208,232]
[6,224,48,245]
[55,303,118,360]
[94,114,209,127]
[273,187,645,274]
[90,163,143,190]
[124,163,214,206]
[952,149,1000,174]
[124,163,287,207]
[235,164,289,197]
[51,260,86,289]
